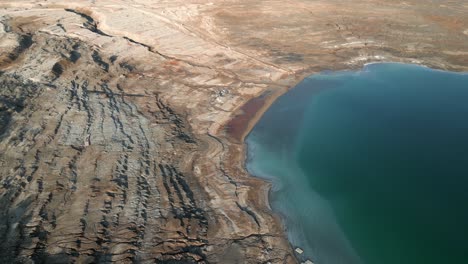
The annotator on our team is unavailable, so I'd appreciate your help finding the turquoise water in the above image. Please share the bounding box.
[246,63,468,264]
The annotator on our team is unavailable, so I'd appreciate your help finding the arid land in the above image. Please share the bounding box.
[0,0,467,263]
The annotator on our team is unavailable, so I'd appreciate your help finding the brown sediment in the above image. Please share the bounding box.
[225,92,268,143]
[225,73,313,145]
[225,90,274,143]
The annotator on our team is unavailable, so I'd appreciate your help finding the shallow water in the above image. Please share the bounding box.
[246,63,468,264]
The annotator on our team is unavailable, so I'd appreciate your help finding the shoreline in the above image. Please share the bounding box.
[221,71,316,262]
[224,65,371,263]
[227,72,313,144]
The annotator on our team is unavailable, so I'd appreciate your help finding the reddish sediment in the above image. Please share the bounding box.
[225,92,269,143]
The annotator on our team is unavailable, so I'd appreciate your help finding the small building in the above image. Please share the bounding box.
[295,247,304,254]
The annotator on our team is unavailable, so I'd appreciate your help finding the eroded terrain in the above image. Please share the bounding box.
[0,1,467,263]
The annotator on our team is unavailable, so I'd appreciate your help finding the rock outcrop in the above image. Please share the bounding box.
[0,1,467,263]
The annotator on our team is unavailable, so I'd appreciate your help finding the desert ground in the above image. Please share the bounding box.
[0,0,467,263]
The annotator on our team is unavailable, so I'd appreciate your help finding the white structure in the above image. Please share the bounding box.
[295,247,304,254]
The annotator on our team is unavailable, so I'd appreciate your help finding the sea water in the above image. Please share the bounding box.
[246,63,468,264]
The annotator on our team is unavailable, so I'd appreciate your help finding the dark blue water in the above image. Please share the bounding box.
[246,63,468,264]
